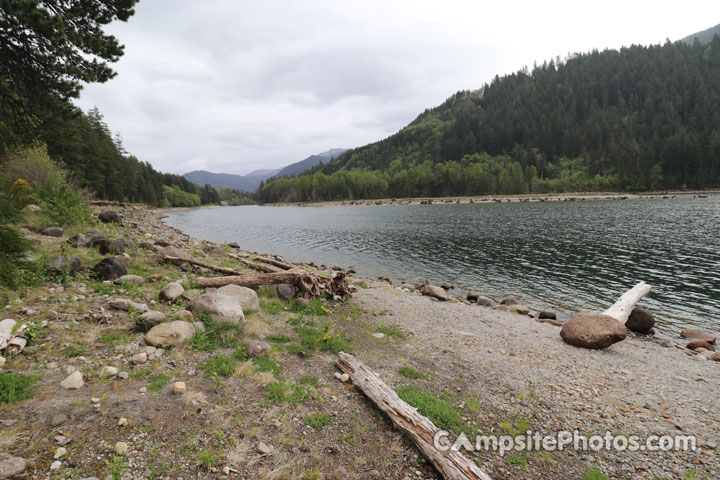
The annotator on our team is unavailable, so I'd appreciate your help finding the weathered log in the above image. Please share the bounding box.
[225,253,280,273]
[252,255,293,270]
[602,281,652,324]
[164,255,275,274]
[196,268,354,298]
[336,352,492,480]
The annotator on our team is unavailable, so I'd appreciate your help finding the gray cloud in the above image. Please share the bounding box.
[75,0,720,175]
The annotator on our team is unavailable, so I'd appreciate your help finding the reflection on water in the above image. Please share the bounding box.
[164,196,720,336]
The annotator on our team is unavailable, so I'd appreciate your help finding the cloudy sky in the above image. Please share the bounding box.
[75,1,719,176]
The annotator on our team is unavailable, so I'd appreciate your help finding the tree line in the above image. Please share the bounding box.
[260,38,720,202]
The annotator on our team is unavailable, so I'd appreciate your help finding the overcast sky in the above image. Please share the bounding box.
[75,1,720,176]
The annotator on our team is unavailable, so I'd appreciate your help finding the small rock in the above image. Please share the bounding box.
[118,371,129,379]
[244,340,271,358]
[131,352,147,364]
[216,284,260,312]
[139,387,147,393]
[41,227,64,237]
[687,340,715,351]
[680,329,716,344]
[509,304,530,315]
[369,470,382,478]
[626,307,655,333]
[99,238,126,255]
[372,332,385,339]
[50,460,62,470]
[114,442,128,455]
[339,373,350,383]
[175,310,195,322]
[276,283,297,300]
[91,257,127,281]
[159,282,185,303]
[295,297,309,307]
[256,442,272,454]
[98,211,121,224]
[51,414,68,427]
[538,311,557,320]
[695,355,708,362]
[500,296,522,306]
[91,397,100,403]
[53,447,67,459]
[145,346,157,355]
[60,370,84,389]
[420,284,448,301]
[663,338,677,348]
[114,275,144,286]
[710,351,720,361]
[108,298,148,313]
[118,418,128,426]
[145,321,196,347]
[0,457,26,478]
[172,382,187,395]
[98,366,118,378]
[189,292,245,324]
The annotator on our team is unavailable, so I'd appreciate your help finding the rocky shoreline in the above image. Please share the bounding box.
[1,204,718,480]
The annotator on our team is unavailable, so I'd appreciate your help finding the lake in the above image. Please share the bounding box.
[163,195,720,336]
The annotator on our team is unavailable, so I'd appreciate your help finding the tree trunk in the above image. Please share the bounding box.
[602,281,652,324]
[164,255,276,274]
[226,253,282,272]
[336,352,492,480]
[195,268,354,298]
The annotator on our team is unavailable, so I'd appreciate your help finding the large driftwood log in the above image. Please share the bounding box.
[336,352,492,480]
[253,255,293,270]
[226,253,281,273]
[602,281,652,324]
[196,268,354,298]
[164,255,277,274]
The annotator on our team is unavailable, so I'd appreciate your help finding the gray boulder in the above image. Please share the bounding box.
[500,296,522,306]
[91,257,127,281]
[114,275,144,286]
[244,340,271,357]
[41,227,63,237]
[47,256,82,277]
[108,298,148,313]
[159,282,185,302]
[625,308,655,333]
[190,292,245,324]
[0,456,27,478]
[560,313,627,349]
[138,311,166,331]
[98,211,121,224]
[99,238,126,255]
[217,284,260,312]
[145,321,196,346]
[276,283,296,300]
[420,284,448,301]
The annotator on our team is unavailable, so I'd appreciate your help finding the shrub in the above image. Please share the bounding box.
[395,386,465,432]
[0,178,34,288]
[252,355,281,376]
[265,381,312,405]
[303,412,334,429]
[0,372,39,404]
[201,354,237,379]
[188,313,242,351]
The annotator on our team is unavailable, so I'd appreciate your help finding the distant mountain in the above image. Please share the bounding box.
[681,23,720,44]
[183,148,347,191]
[271,148,347,178]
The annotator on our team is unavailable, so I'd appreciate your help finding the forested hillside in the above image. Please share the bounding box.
[682,23,720,44]
[259,38,720,203]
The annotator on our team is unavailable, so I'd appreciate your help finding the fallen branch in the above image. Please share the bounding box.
[196,268,354,298]
[164,256,246,275]
[602,281,652,324]
[226,253,280,273]
[252,255,293,270]
[336,352,492,480]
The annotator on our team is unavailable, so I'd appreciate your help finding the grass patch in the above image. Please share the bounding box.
[396,386,465,433]
[398,366,427,380]
[260,300,288,315]
[506,454,527,469]
[265,381,313,405]
[187,312,242,351]
[201,354,237,380]
[147,373,171,393]
[303,412,334,429]
[267,333,293,343]
[97,332,125,345]
[196,448,221,469]
[500,415,531,437]
[375,324,406,338]
[0,372,39,404]
[582,467,612,480]
[257,286,278,299]
[297,375,320,387]
[64,345,86,357]
[295,324,350,354]
[291,298,330,316]
[253,355,281,376]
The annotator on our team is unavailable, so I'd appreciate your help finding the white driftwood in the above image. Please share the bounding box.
[602,281,652,324]
[0,319,17,350]
[336,352,492,480]
[5,336,27,357]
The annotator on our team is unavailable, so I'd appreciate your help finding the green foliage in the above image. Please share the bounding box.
[500,415,531,437]
[109,455,127,480]
[37,182,92,227]
[260,300,288,315]
[303,412,334,429]
[291,298,330,316]
[252,355,281,376]
[582,467,612,480]
[294,323,350,354]
[21,321,45,346]
[267,333,293,343]
[196,449,221,469]
[147,373,171,393]
[506,455,527,469]
[297,375,320,387]
[64,346,86,357]
[0,176,34,288]
[375,325,406,338]
[398,366,427,380]
[265,381,313,405]
[97,333,125,344]
[0,373,39,404]
[162,185,201,207]
[395,386,465,432]
[187,312,242,351]
[201,354,238,380]
[232,345,248,361]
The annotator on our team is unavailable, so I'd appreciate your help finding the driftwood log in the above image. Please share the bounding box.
[164,255,277,274]
[602,281,652,324]
[196,268,354,298]
[336,352,492,480]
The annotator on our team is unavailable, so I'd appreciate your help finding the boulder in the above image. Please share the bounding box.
[145,321,196,347]
[172,382,187,395]
[41,226,64,237]
[99,238,126,255]
[91,257,127,281]
[500,296,522,306]
[687,340,715,352]
[138,311,166,330]
[98,366,119,378]
[625,308,655,333]
[680,329,716,344]
[108,298,148,313]
[466,291,484,303]
[420,285,448,301]
[46,256,83,278]
[217,284,260,312]
[538,311,557,320]
[181,289,201,302]
[202,245,226,256]
[68,234,89,248]
[0,456,27,478]
[158,246,191,260]
[131,352,147,364]
[276,283,296,301]
[244,340,271,358]
[190,292,245,324]
[98,211,121,224]
[159,282,185,302]
[174,310,194,322]
[60,370,84,389]
[560,313,627,349]
[509,304,530,315]
[114,275,144,286]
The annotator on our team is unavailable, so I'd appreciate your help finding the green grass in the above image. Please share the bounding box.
[0,372,39,404]
[500,415,531,438]
[260,300,288,315]
[297,375,320,387]
[582,467,612,480]
[267,333,293,343]
[303,412,334,429]
[201,354,238,380]
[196,449,221,469]
[506,455,527,469]
[147,373,171,393]
[64,345,86,357]
[398,366,427,380]
[97,332,125,345]
[375,324,406,338]
[257,286,279,298]
[295,324,350,354]
[187,312,242,351]
[291,298,330,316]
[109,455,127,480]
[265,381,313,405]
[395,386,465,432]
[253,355,281,376]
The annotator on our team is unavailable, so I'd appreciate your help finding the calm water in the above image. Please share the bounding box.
[164,196,720,336]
